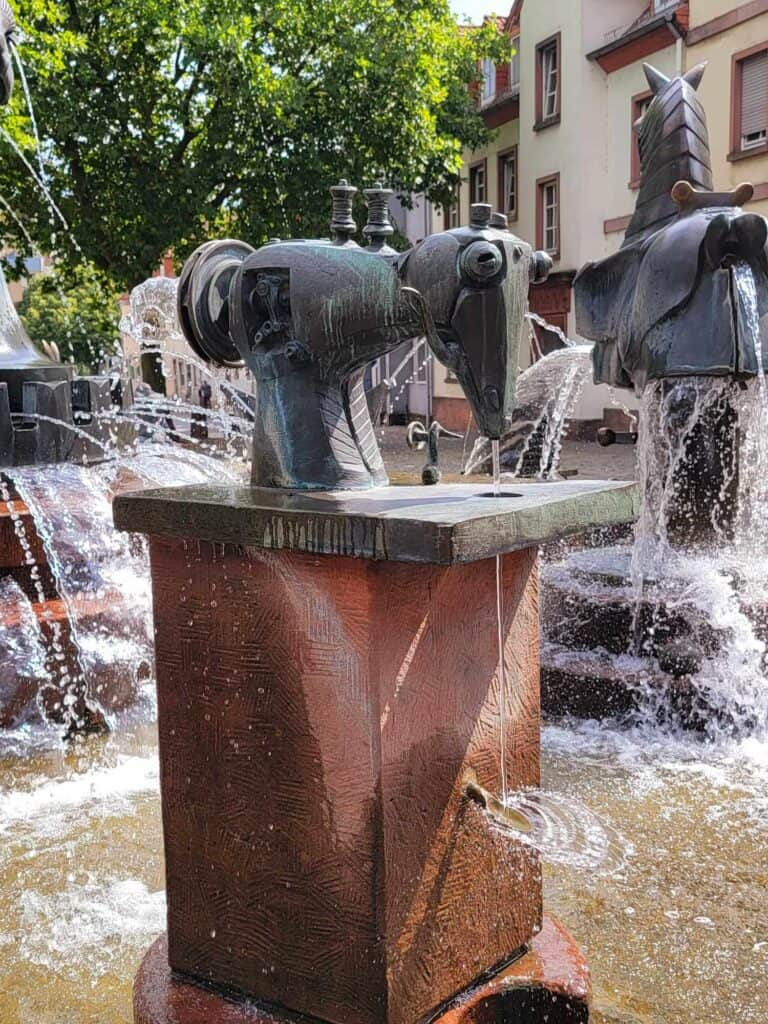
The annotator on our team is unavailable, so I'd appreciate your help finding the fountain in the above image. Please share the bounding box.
[2,23,767,1024]
[0,1,136,733]
[541,63,768,729]
[0,259,251,733]
[113,182,637,1024]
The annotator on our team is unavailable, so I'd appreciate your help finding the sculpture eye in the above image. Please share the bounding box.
[460,241,503,284]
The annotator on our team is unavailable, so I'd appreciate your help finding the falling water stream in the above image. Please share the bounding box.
[491,438,509,806]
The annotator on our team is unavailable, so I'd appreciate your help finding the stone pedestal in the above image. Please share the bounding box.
[114,480,637,1024]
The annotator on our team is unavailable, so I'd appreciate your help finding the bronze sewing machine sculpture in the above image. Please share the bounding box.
[178,182,552,490]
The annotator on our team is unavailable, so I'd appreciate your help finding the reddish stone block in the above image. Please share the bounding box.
[0,499,46,569]
[147,537,542,1024]
[134,916,590,1024]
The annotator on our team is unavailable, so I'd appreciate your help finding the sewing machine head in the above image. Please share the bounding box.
[178,185,550,489]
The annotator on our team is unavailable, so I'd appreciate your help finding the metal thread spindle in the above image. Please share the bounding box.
[330,179,358,246]
[470,203,492,229]
[363,181,395,255]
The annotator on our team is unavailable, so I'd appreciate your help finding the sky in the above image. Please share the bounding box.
[449,0,509,25]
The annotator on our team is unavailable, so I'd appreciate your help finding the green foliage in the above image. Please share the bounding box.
[0,0,505,289]
[17,261,120,369]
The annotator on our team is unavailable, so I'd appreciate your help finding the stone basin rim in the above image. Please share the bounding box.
[113,479,639,566]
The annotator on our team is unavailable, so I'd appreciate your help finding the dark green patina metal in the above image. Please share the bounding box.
[178,185,552,490]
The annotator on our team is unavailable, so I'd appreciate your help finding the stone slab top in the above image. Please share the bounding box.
[113,479,639,565]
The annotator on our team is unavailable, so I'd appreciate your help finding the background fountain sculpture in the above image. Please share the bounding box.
[541,63,768,732]
[0,263,251,734]
[0,3,121,733]
[115,180,639,1024]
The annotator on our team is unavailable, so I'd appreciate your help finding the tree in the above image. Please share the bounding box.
[17,261,120,369]
[0,0,507,290]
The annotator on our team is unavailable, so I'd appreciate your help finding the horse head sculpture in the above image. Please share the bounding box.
[178,186,551,490]
[575,62,768,394]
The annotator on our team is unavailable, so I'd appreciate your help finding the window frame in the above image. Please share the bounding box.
[469,158,488,206]
[535,33,561,131]
[480,57,496,105]
[497,146,518,222]
[510,33,521,92]
[444,182,461,229]
[730,41,768,161]
[630,89,653,188]
[536,173,561,260]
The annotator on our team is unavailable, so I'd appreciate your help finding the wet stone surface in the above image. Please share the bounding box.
[113,479,639,565]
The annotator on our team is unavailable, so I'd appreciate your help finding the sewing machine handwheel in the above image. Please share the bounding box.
[178,239,255,367]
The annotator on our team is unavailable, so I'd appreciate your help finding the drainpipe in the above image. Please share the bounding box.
[668,14,685,75]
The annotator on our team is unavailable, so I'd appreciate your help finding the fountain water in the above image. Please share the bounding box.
[464,342,593,479]
[0,269,250,733]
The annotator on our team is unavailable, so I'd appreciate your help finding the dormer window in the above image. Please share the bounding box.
[510,36,520,89]
[481,58,496,103]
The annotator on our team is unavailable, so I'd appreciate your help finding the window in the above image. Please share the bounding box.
[542,46,558,117]
[481,58,496,103]
[653,0,679,11]
[731,47,768,157]
[444,183,461,229]
[510,35,521,90]
[630,90,653,186]
[537,174,560,258]
[469,160,487,205]
[535,35,561,129]
[498,147,518,221]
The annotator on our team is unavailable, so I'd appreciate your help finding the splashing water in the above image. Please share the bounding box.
[12,50,46,185]
[541,260,768,739]
[498,786,631,873]
[465,344,593,477]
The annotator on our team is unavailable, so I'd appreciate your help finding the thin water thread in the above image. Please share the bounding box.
[491,439,509,803]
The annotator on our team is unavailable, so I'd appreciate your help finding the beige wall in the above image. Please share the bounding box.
[581,0,648,55]
[456,118,520,227]
[434,0,691,420]
[687,2,768,219]
[692,0,736,23]
[599,47,680,253]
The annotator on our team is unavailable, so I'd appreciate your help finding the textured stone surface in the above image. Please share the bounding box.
[148,536,542,1024]
[134,916,590,1024]
[0,499,46,568]
[114,480,639,565]
[438,915,590,1024]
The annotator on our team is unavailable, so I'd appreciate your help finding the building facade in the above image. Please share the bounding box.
[685,0,768,215]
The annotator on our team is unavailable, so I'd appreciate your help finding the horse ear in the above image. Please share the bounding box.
[643,63,670,95]
[683,62,707,91]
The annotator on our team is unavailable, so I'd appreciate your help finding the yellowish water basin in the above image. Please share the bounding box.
[0,715,766,1024]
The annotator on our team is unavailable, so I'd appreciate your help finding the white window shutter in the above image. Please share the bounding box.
[741,51,768,141]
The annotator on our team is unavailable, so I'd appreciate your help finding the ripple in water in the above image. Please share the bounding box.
[493,789,632,874]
